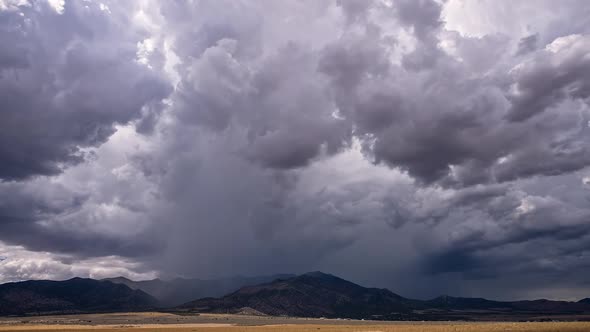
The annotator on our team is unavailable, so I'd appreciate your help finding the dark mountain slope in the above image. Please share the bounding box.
[427,296,590,313]
[425,295,512,310]
[104,274,295,307]
[179,271,418,319]
[0,278,158,316]
[178,272,590,321]
[511,299,590,314]
[2,272,590,320]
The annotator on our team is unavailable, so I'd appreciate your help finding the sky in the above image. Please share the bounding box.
[0,0,590,301]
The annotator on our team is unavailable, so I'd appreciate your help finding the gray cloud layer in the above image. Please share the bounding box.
[0,0,170,180]
[1,0,590,301]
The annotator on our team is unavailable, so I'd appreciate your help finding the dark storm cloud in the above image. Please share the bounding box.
[315,2,590,186]
[0,221,159,258]
[417,176,590,286]
[337,0,372,25]
[0,181,85,223]
[0,0,167,270]
[2,0,590,301]
[172,9,351,169]
[395,0,442,40]
[515,34,538,56]
[506,34,590,122]
[0,0,171,181]
[0,176,162,259]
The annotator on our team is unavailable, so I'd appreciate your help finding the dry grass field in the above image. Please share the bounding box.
[1,313,590,332]
[2,322,590,332]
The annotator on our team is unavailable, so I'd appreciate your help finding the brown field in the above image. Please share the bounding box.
[1,313,590,332]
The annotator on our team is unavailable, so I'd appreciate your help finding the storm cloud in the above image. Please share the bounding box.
[1,0,590,301]
[0,0,170,180]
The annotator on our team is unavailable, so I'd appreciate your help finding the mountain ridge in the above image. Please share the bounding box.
[0,277,158,316]
[180,272,423,319]
[178,271,590,321]
[2,272,590,320]
[103,273,296,306]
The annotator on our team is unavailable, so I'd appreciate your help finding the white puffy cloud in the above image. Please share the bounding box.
[0,241,157,284]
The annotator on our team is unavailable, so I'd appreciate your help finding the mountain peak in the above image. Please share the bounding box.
[68,277,87,281]
[301,271,335,279]
[103,276,133,282]
[180,272,412,319]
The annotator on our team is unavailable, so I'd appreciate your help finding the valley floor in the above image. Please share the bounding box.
[1,313,590,332]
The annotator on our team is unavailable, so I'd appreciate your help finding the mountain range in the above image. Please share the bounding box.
[103,273,294,306]
[178,272,590,321]
[179,271,418,318]
[0,278,157,316]
[2,271,590,321]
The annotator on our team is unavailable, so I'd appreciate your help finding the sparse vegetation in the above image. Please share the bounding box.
[2,322,590,332]
[1,313,590,332]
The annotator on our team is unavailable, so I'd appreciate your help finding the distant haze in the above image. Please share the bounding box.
[1,0,590,301]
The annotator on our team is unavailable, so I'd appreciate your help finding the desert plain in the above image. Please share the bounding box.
[1,312,590,332]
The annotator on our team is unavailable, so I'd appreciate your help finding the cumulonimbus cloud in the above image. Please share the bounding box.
[1,0,590,300]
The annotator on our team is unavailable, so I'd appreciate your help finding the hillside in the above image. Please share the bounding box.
[2,273,590,320]
[0,278,158,316]
[425,295,512,310]
[178,272,590,321]
[179,271,419,319]
[104,274,295,307]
